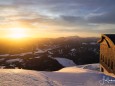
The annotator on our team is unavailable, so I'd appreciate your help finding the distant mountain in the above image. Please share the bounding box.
[0,36,99,71]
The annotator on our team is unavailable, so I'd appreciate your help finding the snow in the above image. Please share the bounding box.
[34,56,40,58]
[70,48,76,52]
[0,66,5,69]
[11,52,33,57]
[43,64,115,86]
[0,69,62,86]
[77,63,100,71]
[0,54,9,57]
[35,50,45,54]
[20,52,32,56]
[48,51,53,54]
[90,42,97,45]
[82,43,87,45]
[58,66,88,73]
[10,54,21,56]
[0,52,33,57]
[35,48,55,54]
[0,58,5,61]
[0,64,115,86]
[6,58,23,63]
[54,58,76,67]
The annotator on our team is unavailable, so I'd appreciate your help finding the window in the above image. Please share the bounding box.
[111,61,113,70]
[108,59,110,67]
[103,56,105,62]
[101,67,104,72]
[105,57,107,64]
[103,56,104,62]
[101,54,103,60]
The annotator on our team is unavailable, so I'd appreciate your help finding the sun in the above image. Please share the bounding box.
[10,32,26,38]
[9,28,28,38]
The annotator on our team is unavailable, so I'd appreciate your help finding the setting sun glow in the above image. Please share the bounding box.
[8,28,28,38]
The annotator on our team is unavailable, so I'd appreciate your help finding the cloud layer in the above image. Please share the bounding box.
[0,0,115,37]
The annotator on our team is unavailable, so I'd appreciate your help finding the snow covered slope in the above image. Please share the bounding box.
[0,64,115,86]
[54,58,76,67]
[0,69,62,86]
[77,63,100,71]
[43,64,115,86]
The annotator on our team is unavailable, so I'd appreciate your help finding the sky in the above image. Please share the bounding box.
[0,0,115,38]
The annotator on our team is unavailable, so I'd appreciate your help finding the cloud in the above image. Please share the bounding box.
[0,0,115,37]
[60,15,84,22]
[88,10,115,24]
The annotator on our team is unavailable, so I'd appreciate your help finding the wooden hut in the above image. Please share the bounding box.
[98,34,115,77]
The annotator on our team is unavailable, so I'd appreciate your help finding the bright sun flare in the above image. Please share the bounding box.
[9,28,28,38]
